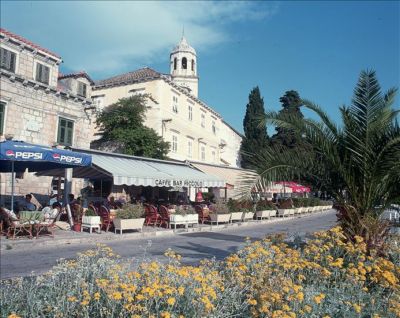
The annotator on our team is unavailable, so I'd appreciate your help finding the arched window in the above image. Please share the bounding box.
[174,58,177,70]
[191,59,195,71]
[182,57,187,70]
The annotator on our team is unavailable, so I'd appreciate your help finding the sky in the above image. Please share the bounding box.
[1,1,399,134]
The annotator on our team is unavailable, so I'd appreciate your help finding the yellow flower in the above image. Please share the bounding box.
[80,300,89,306]
[112,291,122,300]
[353,303,362,313]
[296,292,304,302]
[303,305,312,313]
[248,299,257,305]
[167,297,176,306]
[67,296,77,302]
[160,312,171,318]
[8,314,21,318]
[94,292,100,301]
[314,293,325,304]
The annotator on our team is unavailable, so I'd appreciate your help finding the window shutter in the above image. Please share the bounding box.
[43,65,50,84]
[9,52,16,72]
[0,102,5,135]
[82,84,87,97]
[36,63,42,82]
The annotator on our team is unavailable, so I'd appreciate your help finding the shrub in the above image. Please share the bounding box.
[210,200,230,214]
[279,199,293,209]
[2,228,399,318]
[84,207,98,217]
[255,200,276,211]
[115,204,144,219]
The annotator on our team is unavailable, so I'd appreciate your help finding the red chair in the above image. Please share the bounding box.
[98,205,113,232]
[145,204,161,227]
[195,205,210,224]
[159,205,170,228]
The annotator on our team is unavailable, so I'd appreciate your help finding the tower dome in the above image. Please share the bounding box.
[170,35,198,97]
[171,36,197,55]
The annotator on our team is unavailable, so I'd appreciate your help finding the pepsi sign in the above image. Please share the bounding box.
[6,151,43,160]
[53,153,83,164]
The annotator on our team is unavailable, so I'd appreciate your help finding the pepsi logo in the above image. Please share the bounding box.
[5,150,15,157]
[53,153,61,160]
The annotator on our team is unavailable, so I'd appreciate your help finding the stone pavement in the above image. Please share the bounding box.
[0,210,337,279]
[0,210,336,252]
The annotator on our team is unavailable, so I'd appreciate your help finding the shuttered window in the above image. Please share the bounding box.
[57,117,74,146]
[0,48,16,73]
[77,82,87,97]
[35,62,50,84]
[0,102,5,135]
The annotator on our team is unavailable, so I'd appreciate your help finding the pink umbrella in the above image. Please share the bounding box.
[274,181,311,193]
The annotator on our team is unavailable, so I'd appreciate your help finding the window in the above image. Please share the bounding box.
[172,135,178,153]
[187,139,193,158]
[93,97,104,110]
[172,96,178,113]
[0,48,16,73]
[57,117,74,146]
[191,59,195,71]
[212,150,216,163]
[35,62,50,84]
[77,82,87,98]
[182,57,187,69]
[174,57,177,70]
[201,145,206,161]
[188,105,193,121]
[201,113,205,128]
[0,102,5,135]
[212,121,216,134]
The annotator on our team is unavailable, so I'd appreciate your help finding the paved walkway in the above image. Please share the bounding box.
[0,210,336,279]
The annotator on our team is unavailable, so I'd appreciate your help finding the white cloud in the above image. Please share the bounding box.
[1,1,279,78]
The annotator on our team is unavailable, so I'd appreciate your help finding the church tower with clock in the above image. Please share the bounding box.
[170,36,199,98]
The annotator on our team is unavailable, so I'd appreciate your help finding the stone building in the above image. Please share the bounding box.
[0,28,94,204]
[92,36,243,167]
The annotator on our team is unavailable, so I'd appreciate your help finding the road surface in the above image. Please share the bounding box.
[0,211,336,279]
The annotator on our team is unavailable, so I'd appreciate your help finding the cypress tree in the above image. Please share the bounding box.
[271,90,304,149]
[241,87,269,168]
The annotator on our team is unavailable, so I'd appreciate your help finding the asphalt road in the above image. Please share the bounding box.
[0,211,336,279]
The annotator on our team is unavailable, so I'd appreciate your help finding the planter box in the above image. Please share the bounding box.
[256,210,276,219]
[169,214,198,229]
[230,212,243,222]
[113,218,145,234]
[277,209,292,217]
[242,212,254,221]
[82,215,101,226]
[209,213,231,225]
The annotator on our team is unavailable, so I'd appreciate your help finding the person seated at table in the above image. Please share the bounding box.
[19,194,37,211]
[105,196,119,209]
[68,194,78,205]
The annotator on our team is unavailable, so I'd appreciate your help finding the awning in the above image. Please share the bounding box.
[189,161,257,197]
[37,150,225,188]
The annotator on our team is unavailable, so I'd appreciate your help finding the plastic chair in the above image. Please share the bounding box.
[159,205,170,228]
[195,205,209,224]
[98,205,113,232]
[144,204,161,227]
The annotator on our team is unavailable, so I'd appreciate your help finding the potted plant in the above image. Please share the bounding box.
[240,200,255,222]
[227,199,243,222]
[170,205,198,229]
[277,199,294,217]
[72,204,83,232]
[255,200,276,220]
[209,200,231,225]
[82,207,101,226]
[113,204,145,234]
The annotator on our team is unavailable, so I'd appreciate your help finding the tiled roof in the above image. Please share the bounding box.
[58,71,94,84]
[94,67,161,88]
[0,28,61,59]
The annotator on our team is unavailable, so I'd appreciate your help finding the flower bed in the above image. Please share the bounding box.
[1,227,399,318]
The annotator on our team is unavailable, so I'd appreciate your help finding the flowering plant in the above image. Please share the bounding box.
[115,204,144,219]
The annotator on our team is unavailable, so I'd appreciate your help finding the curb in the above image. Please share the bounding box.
[0,210,334,251]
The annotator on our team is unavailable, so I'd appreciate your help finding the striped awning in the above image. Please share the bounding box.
[38,151,225,188]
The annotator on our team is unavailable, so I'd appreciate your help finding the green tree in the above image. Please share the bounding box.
[271,90,305,149]
[241,87,269,168]
[93,95,170,159]
[248,70,400,250]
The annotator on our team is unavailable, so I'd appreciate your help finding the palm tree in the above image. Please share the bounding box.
[247,70,400,250]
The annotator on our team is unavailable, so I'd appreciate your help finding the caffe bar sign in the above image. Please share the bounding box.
[154,179,204,187]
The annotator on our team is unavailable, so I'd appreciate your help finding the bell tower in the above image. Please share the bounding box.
[170,35,198,97]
